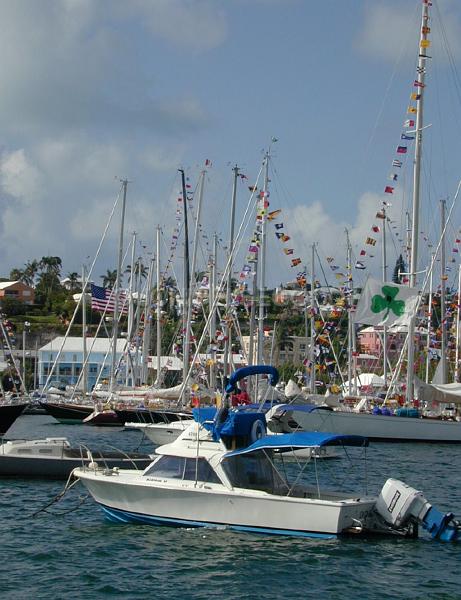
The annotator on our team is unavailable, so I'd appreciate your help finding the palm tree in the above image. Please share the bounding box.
[101,269,117,289]
[23,259,39,286]
[39,256,62,277]
[67,272,80,292]
[9,268,24,281]
[125,261,148,281]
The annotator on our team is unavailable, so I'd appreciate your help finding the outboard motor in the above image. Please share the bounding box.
[375,478,460,542]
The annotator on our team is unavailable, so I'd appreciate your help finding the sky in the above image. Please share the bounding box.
[1,0,461,290]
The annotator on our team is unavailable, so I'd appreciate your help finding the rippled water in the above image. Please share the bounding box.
[1,415,461,599]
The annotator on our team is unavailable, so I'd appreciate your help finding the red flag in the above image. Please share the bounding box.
[385,186,394,194]
[372,225,380,233]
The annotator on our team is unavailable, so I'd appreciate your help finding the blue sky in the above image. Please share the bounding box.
[1,0,461,290]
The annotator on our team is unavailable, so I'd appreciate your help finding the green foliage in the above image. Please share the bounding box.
[0,297,27,316]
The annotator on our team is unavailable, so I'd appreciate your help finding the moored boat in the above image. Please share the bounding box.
[0,401,27,436]
[0,437,152,478]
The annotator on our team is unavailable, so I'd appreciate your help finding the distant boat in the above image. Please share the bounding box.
[0,401,27,436]
[0,436,152,479]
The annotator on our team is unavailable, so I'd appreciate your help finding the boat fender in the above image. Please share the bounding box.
[251,419,265,442]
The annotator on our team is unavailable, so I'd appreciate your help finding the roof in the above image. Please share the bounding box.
[39,336,128,353]
[223,432,369,457]
[0,281,30,290]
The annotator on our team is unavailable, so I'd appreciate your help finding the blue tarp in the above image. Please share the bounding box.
[192,407,266,441]
[223,431,369,457]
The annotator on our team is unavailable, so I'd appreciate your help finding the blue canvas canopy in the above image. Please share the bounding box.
[223,432,369,457]
[225,365,279,394]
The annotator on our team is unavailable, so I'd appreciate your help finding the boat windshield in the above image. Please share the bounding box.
[144,455,222,484]
[222,451,288,494]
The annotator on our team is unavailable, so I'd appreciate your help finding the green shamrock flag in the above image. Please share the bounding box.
[355,278,419,326]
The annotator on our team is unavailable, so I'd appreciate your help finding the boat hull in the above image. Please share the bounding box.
[76,470,376,538]
[114,408,191,425]
[0,403,27,436]
[0,453,151,479]
[278,407,461,443]
[39,402,94,424]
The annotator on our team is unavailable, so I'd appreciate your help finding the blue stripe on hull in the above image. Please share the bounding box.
[99,504,336,539]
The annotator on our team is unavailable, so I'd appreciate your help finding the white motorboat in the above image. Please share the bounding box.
[0,437,152,478]
[75,411,460,541]
[125,420,192,446]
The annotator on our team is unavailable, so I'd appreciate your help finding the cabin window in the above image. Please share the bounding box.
[222,451,278,493]
[144,455,221,484]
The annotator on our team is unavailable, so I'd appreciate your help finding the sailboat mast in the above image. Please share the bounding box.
[141,257,155,384]
[183,170,206,393]
[209,233,218,389]
[346,229,354,393]
[440,198,447,383]
[382,208,388,386]
[179,169,190,386]
[425,253,434,384]
[126,231,136,386]
[310,243,316,394]
[82,264,88,395]
[223,165,239,379]
[110,178,128,393]
[456,264,461,383]
[406,0,430,401]
[257,153,270,365]
[156,226,162,386]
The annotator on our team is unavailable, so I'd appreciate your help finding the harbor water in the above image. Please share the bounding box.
[1,415,461,599]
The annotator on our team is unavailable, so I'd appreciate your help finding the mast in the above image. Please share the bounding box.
[155,226,162,386]
[223,165,239,380]
[455,264,461,383]
[248,259,258,367]
[346,229,355,394]
[126,232,136,385]
[209,233,218,389]
[141,257,155,385]
[382,208,388,387]
[406,0,430,402]
[309,243,316,394]
[440,198,447,384]
[425,253,434,384]
[82,264,88,395]
[179,169,190,386]
[183,170,205,395]
[257,153,270,365]
[110,178,128,393]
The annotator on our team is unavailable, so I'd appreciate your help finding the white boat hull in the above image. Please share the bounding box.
[277,407,461,442]
[76,469,376,538]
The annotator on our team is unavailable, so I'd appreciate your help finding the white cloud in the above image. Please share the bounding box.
[355,1,461,63]
[129,0,228,52]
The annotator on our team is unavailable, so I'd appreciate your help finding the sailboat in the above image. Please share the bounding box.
[267,0,461,443]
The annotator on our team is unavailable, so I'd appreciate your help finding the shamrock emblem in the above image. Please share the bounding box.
[371,285,405,319]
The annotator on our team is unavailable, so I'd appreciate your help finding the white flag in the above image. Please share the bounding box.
[354,278,419,326]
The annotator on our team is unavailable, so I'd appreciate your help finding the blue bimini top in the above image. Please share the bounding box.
[223,431,369,457]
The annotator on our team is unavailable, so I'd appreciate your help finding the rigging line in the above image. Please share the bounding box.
[42,184,123,393]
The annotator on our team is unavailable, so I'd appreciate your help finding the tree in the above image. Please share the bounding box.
[392,254,406,284]
[36,256,64,310]
[23,259,39,286]
[125,261,148,282]
[9,268,24,281]
[66,272,80,292]
[101,269,117,289]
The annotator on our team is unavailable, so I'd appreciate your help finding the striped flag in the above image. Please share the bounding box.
[91,284,128,314]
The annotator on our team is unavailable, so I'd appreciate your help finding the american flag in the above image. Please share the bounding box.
[91,284,128,314]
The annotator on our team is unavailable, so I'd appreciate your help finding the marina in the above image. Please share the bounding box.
[1,0,461,597]
[2,414,461,599]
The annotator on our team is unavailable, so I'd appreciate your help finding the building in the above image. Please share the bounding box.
[0,281,35,304]
[38,336,129,389]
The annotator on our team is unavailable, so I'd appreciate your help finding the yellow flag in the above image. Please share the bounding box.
[410,93,420,101]
[420,39,431,48]
[408,106,417,114]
